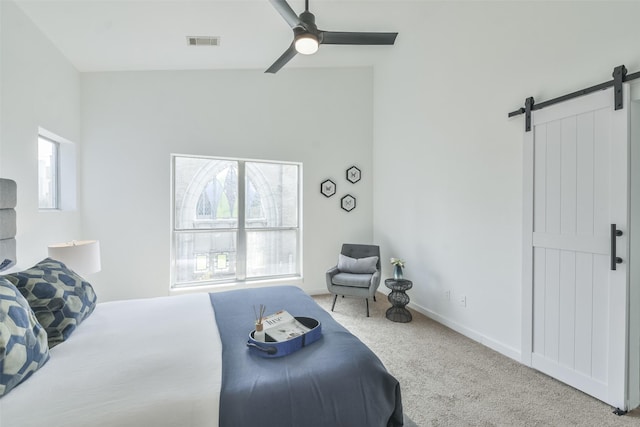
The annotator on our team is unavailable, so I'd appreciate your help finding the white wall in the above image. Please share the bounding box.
[0,1,82,269]
[0,1,3,176]
[373,1,640,358]
[5,0,640,365]
[81,68,373,301]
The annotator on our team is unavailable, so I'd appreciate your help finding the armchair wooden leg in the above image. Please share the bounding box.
[331,294,338,311]
[366,298,369,317]
[373,295,376,302]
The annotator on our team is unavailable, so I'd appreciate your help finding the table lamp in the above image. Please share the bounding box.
[48,240,101,277]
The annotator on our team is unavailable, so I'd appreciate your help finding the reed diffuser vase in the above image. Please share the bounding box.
[254,322,265,342]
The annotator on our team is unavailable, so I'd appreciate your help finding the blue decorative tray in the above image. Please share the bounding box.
[246,316,321,358]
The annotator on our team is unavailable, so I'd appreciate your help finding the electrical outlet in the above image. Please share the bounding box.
[459,296,467,307]
[444,290,450,301]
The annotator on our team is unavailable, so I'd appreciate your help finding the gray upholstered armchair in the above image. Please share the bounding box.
[326,244,381,317]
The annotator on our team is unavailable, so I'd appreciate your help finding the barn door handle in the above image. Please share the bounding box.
[611,224,623,270]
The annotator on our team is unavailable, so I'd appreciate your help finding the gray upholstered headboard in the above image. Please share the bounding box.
[0,178,17,271]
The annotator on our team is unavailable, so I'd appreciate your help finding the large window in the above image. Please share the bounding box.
[38,136,59,209]
[172,155,301,288]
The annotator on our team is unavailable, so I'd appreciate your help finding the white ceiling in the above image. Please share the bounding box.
[13,0,406,72]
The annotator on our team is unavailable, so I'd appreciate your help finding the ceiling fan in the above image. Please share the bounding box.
[266,0,398,74]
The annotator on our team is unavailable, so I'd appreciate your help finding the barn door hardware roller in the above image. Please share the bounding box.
[613,65,626,110]
[508,64,640,132]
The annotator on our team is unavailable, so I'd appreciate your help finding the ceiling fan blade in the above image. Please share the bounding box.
[320,31,398,45]
[265,43,298,74]
[269,0,300,29]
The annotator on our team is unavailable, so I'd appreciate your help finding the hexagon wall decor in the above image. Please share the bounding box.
[320,179,336,197]
[341,194,356,212]
[346,166,361,183]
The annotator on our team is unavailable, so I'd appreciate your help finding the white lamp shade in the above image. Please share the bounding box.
[48,240,101,277]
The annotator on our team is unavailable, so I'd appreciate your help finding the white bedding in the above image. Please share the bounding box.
[0,293,223,427]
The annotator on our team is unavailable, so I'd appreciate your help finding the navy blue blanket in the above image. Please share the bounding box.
[209,286,403,427]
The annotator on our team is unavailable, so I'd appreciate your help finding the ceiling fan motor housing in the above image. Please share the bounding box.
[298,11,318,35]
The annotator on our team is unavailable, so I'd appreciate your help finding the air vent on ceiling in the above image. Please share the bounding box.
[187,36,220,47]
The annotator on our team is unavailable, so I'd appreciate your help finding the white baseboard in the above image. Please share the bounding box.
[306,287,330,296]
[407,300,522,362]
[307,288,521,362]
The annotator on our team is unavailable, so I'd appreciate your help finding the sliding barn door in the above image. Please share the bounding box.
[522,87,630,409]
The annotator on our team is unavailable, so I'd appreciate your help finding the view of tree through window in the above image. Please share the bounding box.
[172,155,301,287]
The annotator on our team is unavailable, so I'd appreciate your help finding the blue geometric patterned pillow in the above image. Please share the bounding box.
[0,277,50,397]
[3,258,97,348]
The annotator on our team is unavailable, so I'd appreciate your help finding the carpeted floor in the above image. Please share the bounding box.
[312,293,640,427]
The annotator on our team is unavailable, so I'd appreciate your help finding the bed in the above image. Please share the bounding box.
[0,284,403,427]
[0,177,402,426]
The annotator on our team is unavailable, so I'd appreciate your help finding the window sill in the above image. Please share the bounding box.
[169,276,303,296]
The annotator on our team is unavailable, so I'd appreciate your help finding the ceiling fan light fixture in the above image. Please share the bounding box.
[266,0,397,73]
[294,33,319,55]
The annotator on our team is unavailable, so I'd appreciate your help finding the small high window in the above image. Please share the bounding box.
[38,136,59,209]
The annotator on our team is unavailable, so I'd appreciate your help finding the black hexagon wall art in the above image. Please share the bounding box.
[346,166,361,183]
[341,194,356,212]
[320,179,336,198]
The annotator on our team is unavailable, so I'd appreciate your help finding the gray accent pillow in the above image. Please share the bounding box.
[337,254,378,274]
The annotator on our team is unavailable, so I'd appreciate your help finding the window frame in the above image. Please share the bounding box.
[170,154,303,289]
